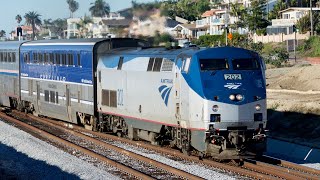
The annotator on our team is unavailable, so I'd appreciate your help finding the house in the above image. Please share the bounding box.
[66,13,130,39]
[11,25,35,40]
[267,7,320,34]
[171,23,197,40]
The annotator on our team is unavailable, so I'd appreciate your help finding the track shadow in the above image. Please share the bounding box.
[0,143,80,180]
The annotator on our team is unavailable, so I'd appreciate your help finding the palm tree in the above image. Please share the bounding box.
[67,0,79,18]
[15,14,22,24]
[43,19,53,30]
[89,0,110,17]
[24,11,42,40]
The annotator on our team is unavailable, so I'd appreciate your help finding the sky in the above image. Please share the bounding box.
[0,0,154,35]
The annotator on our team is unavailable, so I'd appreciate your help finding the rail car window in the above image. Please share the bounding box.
[49,53,54,64]
[68,54,74,66]
[23,53,31,64]
[12,53,16,62]
[199,59,228,71]
[3,52,7,62]
[232,58,259,70]
[44,90,49,102]
[38,53,43,64]
[117,57,124,70]
[7,52,11,62]
[0,52,3,62]
[56,92,59,104]
[62,54,66,65]
[77,53,81,66]
[33,53,38,63]
[50,91,55,103]
[55,53,61,65]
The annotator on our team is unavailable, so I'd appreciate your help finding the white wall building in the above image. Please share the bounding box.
[267,7,320,34]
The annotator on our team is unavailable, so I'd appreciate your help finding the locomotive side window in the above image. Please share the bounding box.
[199,59,228,71]
[232,58,259,70]
[182,57,191,73]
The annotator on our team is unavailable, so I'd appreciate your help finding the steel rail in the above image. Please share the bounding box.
[35,114,276,180]
[0,112,153,180]
[14,111,203,180]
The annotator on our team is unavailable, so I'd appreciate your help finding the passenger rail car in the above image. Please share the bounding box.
[18,38,148,128]
[0,41,25,108]
[96,46,267,159]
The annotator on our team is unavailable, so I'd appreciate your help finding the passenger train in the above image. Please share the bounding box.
[0,38,267,159]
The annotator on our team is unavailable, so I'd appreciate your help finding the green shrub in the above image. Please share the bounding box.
[264,47,289,68]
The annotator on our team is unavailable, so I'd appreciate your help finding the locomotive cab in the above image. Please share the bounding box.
[183,47,267,159]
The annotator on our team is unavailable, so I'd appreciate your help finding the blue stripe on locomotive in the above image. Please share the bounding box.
[20,45,93,85]
[181,47,266,105]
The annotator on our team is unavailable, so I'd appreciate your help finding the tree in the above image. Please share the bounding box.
[24,11,42,40]
[43,19,53,30]
[244,0,270,34]
[0,30,6,37]
[229,3,247,29]
[77,15,93,38]
[67,0,79,18]
[297,11,320,34]
[161,0,210,21]
[89,0,110,17]
[15,14,22,24]
[51,19,68,38]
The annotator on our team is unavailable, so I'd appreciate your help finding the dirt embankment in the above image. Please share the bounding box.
[266,65,320,146]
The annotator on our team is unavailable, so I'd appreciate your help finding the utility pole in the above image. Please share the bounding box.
[310,0,313,36]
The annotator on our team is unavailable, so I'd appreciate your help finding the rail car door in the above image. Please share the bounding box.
[66,85,72,121]
[175,57,190,125]
[175,57,183,119]
[36,81,41,113]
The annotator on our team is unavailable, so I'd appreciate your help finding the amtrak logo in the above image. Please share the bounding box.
[158,85,172,106]
[224,83,242,89]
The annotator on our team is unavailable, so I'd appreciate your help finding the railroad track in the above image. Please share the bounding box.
[0,110,202,180]
[2,109,320,179]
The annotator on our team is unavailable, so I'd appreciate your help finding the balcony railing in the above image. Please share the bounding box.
[271,19,297,26]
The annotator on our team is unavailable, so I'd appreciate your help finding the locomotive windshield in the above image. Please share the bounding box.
[232,58,260,70]
[199,59,228,71]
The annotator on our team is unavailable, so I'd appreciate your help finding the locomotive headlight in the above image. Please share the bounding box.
[236,94,243,101]
[229,94,235,101]
[212,105,219,112]
[255,104,261,111]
